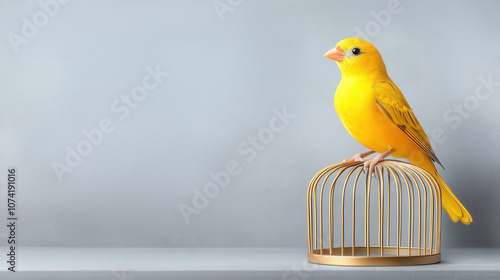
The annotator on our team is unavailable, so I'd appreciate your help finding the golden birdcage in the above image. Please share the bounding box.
[307,160,441,266]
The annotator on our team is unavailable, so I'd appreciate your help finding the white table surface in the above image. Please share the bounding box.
[0,247,498,279]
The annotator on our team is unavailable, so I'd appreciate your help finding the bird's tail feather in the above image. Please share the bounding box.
[413,157,472,225]
[434,172,472,224]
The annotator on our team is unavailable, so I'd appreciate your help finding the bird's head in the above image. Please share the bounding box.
[324,38,387,77]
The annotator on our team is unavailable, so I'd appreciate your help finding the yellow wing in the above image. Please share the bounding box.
[373,81,444,169]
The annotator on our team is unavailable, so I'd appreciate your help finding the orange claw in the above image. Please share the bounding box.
[363,149,395,175]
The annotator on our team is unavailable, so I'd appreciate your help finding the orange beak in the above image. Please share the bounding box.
[324,46,345,62]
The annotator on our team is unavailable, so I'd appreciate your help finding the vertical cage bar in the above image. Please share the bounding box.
[397,172,402,256]
[365,172,371,256]
[378,166,384,257]
[351,168,364,256]
[386,168,390,248]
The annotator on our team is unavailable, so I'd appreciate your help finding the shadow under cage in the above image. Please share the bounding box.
[307,160,441,266]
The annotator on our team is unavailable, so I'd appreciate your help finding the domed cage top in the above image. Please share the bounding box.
[307,160,442,266]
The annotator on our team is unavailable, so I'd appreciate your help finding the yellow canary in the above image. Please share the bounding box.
[324,38,472,225]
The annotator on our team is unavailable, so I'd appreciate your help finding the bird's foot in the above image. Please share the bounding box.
[362,149,395,176]
[343,150,375,162]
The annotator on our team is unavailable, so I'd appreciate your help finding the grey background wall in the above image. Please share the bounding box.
[0,0,499,250]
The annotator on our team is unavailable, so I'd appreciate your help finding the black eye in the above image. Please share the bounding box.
[352,47,361,55]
